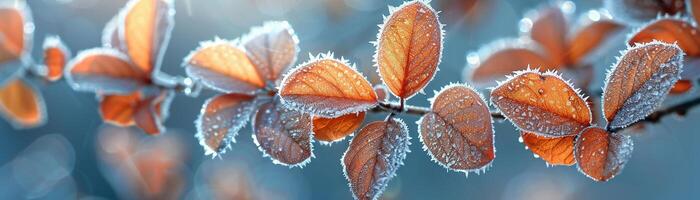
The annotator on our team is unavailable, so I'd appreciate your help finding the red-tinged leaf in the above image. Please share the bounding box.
[120,0,174,74]
[196,94,256,156]
[603,42,683,129]
[243,21,299,83]
[604,0,686,24]
[66,48,150,94]
[134,91,170,135]
[669,79,693,94]
[520,131,575,166]
[466,39,556,87]
[184,39,265,94]
[100,92,141,126]
[342,118,410,200]
[575,127,633,182]
[528,5,568,66]
[419,84,494,172]
[279,56,377,118]
[567,14,624,64]
[628,18,700,57]
[374,84,390,102]
[252,98,313,167]
[490,69,592,137]
[42,36,71,81]
[0,79,46,129]
[376,1,442,99]
[313,112,365,144]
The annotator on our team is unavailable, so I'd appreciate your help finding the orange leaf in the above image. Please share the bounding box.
[528,6,568,66]
[466,39,555,87]
[669,79,693,94]
[279,56,377,118]
[628,18,700,57]
[575,127,633,182]
[196,94,256,156]
[490,69,591,137]
[0,2,29,63]
[603,42,683,129]
[0,79,46,128]
[134,90,172,135]
[313,112,365,144]
[604,0,686,24]
[66,48,150,94]
[252,98,313,167]
[184,39,265,94]
[376,1,442,99]
[520,131,575,166]
[691,0,700,26]
[243,21,299,83]
[42,36,71,81]
[419,84,494,172]
[121,0,174,74]
[100,92,141,126]
[342,118,409,200]
[567,16,623,64]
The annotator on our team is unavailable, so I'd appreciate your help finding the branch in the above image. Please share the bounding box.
[372,101,505,119]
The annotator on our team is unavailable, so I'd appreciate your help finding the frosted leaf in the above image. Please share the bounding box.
[604,0,685,25]
[0,0,34,81]
[279,56,377,118]
[183,39,265,95]
[375,0,443,99]
[119,0,175,75]
[490,69,592,137]
[418,83,494,173]
[627,17,700,57]
[242,21,299,83]
[101,14,124,50]
[252,97,313,167]
[0,79,47,129]
[374,84,390,102]
[574,127,633,182]
[65,48,150,94]
[603,41,683,129]
[133,89,172,135]
[42,35,71,81]
[196,94,256,157]
[521,131,575,166]
[313,112,366,144]
[342,118,410,200]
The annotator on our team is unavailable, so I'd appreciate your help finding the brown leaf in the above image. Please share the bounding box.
[419,84,494,172]
[343,118,410,200]
[490,69,591,137]
[184,39,265,94]
[100,92,141,126]
[279,56,377,118]
[196,94,256,156]
[466,40,555,87]
[134,90,172,135]
[0,79,46,128]
[628,18,700,57]
[243,21,299,83]
[42,36,71,81]
[376,1,442,99]
[121,0,174,74]
[567,16,623,64]
[520,131,575,166]
[529,6,568,66]
[313,112,365,144]
[602,42,683,129]
[252,98,313,167]
[575,127,633,182]
[66,48,150,94]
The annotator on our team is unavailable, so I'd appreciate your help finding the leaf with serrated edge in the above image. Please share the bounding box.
[313,112,365,144]
[375,0,443,99]
[521,131,575,166]
[242,21,299,83]
[252,98,313,167]
[184,39,265,94]
[490,69,591,137]
[196,94,256,157]
[575,127,633,182]
[279,54,377,118]
[602,41,683,129]
[342,118,410,200]
[419,83,494,173]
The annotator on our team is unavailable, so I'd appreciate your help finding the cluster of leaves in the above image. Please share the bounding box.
[0,1,71,129]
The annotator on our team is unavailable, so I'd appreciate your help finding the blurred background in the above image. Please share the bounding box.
[1,0,699,199]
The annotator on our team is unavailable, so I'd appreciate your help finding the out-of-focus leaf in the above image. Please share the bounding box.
[0,79,46,129]
[313,112,365,144]
[521,131,575,166]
